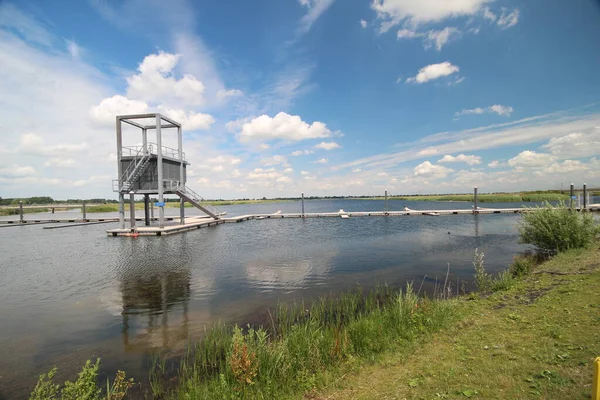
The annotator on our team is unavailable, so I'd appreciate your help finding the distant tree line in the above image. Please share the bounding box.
[0,197,118,205]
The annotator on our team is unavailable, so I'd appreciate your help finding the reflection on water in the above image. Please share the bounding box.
[0,200,532,399]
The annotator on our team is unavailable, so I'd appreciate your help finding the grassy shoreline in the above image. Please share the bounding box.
[365,192,571,203]
[29,245,600,399]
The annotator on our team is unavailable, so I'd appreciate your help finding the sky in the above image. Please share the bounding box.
[1,0,600,200]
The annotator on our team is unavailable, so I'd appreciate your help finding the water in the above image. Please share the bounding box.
[0,199,530,398]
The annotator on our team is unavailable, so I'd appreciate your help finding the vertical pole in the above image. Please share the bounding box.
[151,199,155,220]
[156,114,164,229]
[19,201,24,223]
[52,207,54,214]
[144,194,150,226]
[474,186,478,213]
[593,357,600,400]
[384,189,388,215]
[180,198,185,224]
[129,192,136,229]
[82,201,87,221]
[178,124,185,224]
[142,128,148,154]
[117,117,125,229]
[301,192,305,217]
[583,183,587,210]
[570,183,574,210]
[119,193,125,229]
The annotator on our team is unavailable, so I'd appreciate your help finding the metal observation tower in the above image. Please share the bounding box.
[113,114,219,230]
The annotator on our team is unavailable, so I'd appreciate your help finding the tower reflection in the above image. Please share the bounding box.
[117,237,192,351]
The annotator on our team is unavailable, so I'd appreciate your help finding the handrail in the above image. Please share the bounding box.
[119,146,150,186]
[121,143,185,160]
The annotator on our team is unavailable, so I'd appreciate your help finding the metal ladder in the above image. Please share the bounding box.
[119,149,151,192]
[175,185,221,219]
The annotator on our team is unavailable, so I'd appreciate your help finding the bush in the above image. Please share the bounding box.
[518,201,599,254]
[509,255,536,278]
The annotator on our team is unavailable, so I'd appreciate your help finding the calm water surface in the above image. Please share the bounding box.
[0,199,532,398]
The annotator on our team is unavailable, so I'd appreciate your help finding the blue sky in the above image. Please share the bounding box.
[1,0,600,199]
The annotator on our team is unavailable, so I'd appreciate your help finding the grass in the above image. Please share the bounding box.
[317,245,600,399]
[149,284,457,399]
[362,192,571,203]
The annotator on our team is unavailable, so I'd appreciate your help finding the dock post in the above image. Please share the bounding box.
[583,183,587,210]
[19,201,24,223]
[144,195,150,226]
[570,183,574,210]
[118,193,125,229]
[180,197,185,224]
[51,207,54,214]
[385,189,388,215]
[129,191,136,229]
[474,186,478,213]
[301,192,305,218]
[151,200,154,220]
[156,114,165,229]
[82,201,87,221]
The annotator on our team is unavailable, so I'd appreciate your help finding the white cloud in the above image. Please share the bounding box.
[406,61,459,84]
[314,158,329,164]
[126,51,206,107]
[158,107,215,130]
[372,0,492,32]
[482,6,496,22]
[297,0,336,35]
[457,104,514,117]
[261,155,288,166]
[211,165,224,172]
[248,167,283,180]
[543,160,588,174]
[44,158,76,167]
[352,168,362,173]
[301,171,310,175]
[314,141,341,150]
[259,143,270,150]
[542,130,600,158]
[0,3,54,46]
[508,151,554,168]
[206,155,242,165]
[438,154,481,165]
[497,8,519,29]
[89,95,149,125]
[216,88,243,100]
[277,176,292,183]
[360,19,368,28]
[488,160,505,168]
[489,104,514,116]
[284,167,294,173]
[397,26,460,51]
[291,149,314,156]
[413,161,453,179]
[18,133,88,156]
[237,112,333,142]
[0,165,36,178]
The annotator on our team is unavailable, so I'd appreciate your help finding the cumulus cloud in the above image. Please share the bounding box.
[543,160,588,174]
[216,88,243,100]
[438,154,481,165]
[18,133,88,156]
[44,158,76,167]
[360,19,367,28]
[89,95,148,125]
[206,155,242,165]
[457,104,514,117]
[406,62,459,84]
[488,160,505,168]
[291,149,314,156]
[0,165,36,178]
[508,150,554,168]
[314,158,329,164]
[413,161,453,179]
[261,155,288,166]
[126,51,206,107]
[158,107,215,130]
[236,112,333,142]
[314,141,341,150]
[542,130,600,158]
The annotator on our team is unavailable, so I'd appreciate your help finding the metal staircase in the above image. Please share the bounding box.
[175,185,221,219]
[117,148,151,193]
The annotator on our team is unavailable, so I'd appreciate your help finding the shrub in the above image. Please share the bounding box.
[518,201,599,254]
[509,255,536,278]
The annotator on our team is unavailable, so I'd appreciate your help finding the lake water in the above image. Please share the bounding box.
[0,199,533,398]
